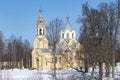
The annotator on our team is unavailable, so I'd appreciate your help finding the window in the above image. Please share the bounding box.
[46,61,47,66]
[59,57,61,63]
[36,58,39,68]
[67,33,69,38]
[36,58,39,62]
[52,58,53,63]
[52,57,57,63]
[37,29,38,35]
[43,43,44,48]
[43,29,45,35]
[62,33,64,38]
[39,29,42,35]
[72,33,74,38]
[55,57,57,63]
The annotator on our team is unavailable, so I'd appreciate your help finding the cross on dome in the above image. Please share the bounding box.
[66,16,69,21]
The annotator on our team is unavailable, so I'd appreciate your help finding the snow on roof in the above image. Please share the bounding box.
[70,42,78,49]
[58,41,78,51]
[40,48,50,53]
[37,37,42,41]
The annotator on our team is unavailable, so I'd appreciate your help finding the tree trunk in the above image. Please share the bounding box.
[90,65,95,80]
[99,62,103,80]
[83,71,86,80]
[84,53,88,73]
[53,51,56,78]
[105,62,110,77]
[112,53,115,78]
[0,52,1,70]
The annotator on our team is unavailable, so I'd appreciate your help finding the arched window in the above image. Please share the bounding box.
[39,29,42,35]
[36,58,39,68]
[46,61,47,66]
[43,43,44,48]
[72,33,74,38]
[62,33,64,39]
[67,33,69,38]
[52,58,53,63]
[40,21,41,23]
[37,29,38,35]
[59,57,61,63]
[43,29,45,35]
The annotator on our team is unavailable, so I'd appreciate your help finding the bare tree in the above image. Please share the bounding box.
[23,40,32,68]
[4,35,32,69]
[47,18,63,78]
[78,1,118,80]
[0,31,4,69]
[116,0,120,64]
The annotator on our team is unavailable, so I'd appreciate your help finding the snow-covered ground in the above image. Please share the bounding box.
[1,69,83,80]
[1,63,120,80]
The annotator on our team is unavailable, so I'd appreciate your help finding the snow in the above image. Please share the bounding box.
[1,62,120,80]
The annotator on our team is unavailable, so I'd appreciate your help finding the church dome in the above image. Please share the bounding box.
[60,16,76,40]
[62,17,75,32]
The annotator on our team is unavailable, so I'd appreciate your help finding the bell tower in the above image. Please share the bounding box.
[34,9,48,49]
[36,9,46,37]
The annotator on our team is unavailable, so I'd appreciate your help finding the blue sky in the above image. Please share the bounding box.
[0,0,115,45]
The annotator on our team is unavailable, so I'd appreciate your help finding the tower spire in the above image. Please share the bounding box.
[39,8,43,17]
[37,8,44,25]
[66,16,69,22]
[63,16,74,32]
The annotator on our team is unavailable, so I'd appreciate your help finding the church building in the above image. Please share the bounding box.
[31,10,84,70]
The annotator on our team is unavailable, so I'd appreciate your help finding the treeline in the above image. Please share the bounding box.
[77,0,119,79]
[0,31,32,69]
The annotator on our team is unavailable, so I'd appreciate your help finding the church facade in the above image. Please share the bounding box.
[31,10,84,70]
